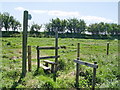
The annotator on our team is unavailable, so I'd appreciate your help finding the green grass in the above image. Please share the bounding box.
[1,37,119,88]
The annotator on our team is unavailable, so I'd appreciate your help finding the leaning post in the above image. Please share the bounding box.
[22,10,28,77]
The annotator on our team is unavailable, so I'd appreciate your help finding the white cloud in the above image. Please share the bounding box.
[31,10,47,14]
[48,10,80,17]
[30,9,80,17]
[14,7,25,11]
[80,16,115,23]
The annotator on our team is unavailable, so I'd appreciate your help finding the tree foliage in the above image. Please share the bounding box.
[0,12,21,31]
[45,18,86,34]
[30,23,42,34]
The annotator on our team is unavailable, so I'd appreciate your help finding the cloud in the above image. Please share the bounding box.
[14,7,25,11]
[31,10,47,14]
[30,9,80,17]
[48,10,80,17]
[80,16,115,23]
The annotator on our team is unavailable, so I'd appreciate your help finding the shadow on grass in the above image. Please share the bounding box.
[10,74,24,89]
[33,68,50,76]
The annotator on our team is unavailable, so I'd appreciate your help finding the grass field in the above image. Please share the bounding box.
[1,37,119,88]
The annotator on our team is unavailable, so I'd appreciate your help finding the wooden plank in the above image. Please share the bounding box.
[40,63,50,70]
[74,60,98,68]
[43,60,56,64]
[37,46,59,50]
[28,46,31,72]
[39,55,60,59]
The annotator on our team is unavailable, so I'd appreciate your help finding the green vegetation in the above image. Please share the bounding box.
[1,37,119,88]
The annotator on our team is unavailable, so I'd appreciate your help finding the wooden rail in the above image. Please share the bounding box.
[36,46,66,50]
[39,55,60,59]
[74,60,98,68]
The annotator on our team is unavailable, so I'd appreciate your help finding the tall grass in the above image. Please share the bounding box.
[1,37,119,88]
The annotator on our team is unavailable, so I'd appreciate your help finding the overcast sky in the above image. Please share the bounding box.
[0,1,119,30]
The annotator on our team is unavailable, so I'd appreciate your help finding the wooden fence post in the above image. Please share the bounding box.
[37,46,40,70]
[76,43,80,88]
[22,10,28,77]
[53,29,58,82]
[92,61,97,90]
[28,46,31,72]
[107,42,109,55]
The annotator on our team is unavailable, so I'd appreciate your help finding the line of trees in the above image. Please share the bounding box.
[45,18,86,34]
[45,18,120,36]
[0,12,120,36]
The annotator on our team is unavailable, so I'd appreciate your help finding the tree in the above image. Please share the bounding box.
[0,12,21,31]
[77,19,86,34]
[66,18,86,34]
[59,19,67,33]
[87,23,98,35]
[2,12,11,31]
[45,18,67,33]
[66,18,78,33]
[30,23,42,34]
[0,13,4,31]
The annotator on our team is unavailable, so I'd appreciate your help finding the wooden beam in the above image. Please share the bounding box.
[43,60,57,64]
[39,55,60,59]
[37,46,59,50]
[74,60,98,68]
[40,63,50,70]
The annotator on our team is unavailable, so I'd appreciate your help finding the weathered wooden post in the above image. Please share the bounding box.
[28,46,31,72]
[76,43,80,88]
[92,61,97,90]
[37,46,40,70]
[53,29,58,81]
[22,10,28,77]
[107,42,109,55]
